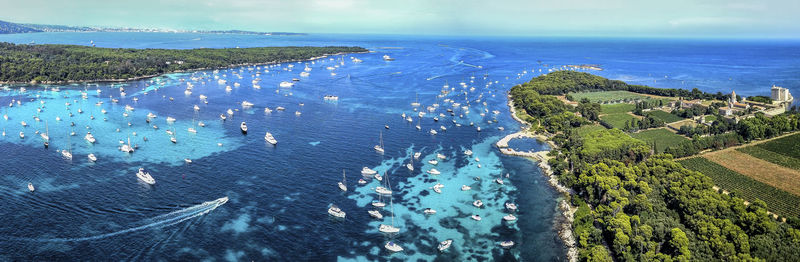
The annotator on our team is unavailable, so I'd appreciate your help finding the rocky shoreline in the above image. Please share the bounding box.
[501,94,578,262]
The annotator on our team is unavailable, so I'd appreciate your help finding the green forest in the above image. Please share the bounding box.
[510,71,800,261]
[0,42,367,83]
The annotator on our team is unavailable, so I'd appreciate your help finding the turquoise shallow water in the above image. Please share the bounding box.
[0,33,798,261]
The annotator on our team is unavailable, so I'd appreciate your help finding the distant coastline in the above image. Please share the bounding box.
[0,19,306,36]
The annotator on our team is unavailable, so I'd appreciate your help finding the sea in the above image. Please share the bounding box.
[0,33,798,261]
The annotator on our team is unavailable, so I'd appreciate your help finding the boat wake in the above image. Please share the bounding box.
[9,196,228,242]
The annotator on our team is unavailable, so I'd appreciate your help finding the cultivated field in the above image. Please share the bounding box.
[679,157,800,218]
[645,110,685,123]
[569,91,648,103]
[601,103,635,114]
[737,133,800,170]
[704,150,800,197]
[630,128,688,153]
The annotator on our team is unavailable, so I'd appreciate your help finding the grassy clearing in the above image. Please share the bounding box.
[600,113,639,129]
[576,124,608,136]
[704,115,718,123]
[645,110,685,123]
[679,157,800,218]
[601,103,635,114]
[630,128,688,153]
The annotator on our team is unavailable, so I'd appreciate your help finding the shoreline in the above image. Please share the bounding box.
[501,93,578,262]
[0,51,369,86]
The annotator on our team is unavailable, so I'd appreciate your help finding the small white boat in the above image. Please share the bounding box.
[166,117,176,123]
[423,208,437,215]
[338,170,348,192]
[414,152,421,159]
[426,169,441,175]
[473,200,483,207]
[358,179,367,185]
[327,205,346,218]
[429,129,437,135]
[385,241,403,252]
[361,167,377,176]
[368,210,383,219]
[147,112,157,118]
[464,150,473,156]
[375,186,392,195]
[371,201,386,208]
[198,121,205,127]
[374,173,383,181]
[406,162,414,171]
[279,81,294,88]
[88,154,97,162]
[188,127,197,133]
[471,214,482,221]
[27,183,35,192]
[184,158,192,164]
[241,101,254,107]
[379,224,400,234]
[432,183,444,193]
[136,168,155,185]
[495,178,504,185]
[437,153,446,160]
[503,214,517,221]
[428,159,438,165]
[500,241,515,248]
[505,203,518,211]
[227,109,234,115]
[264,132,277,145]
[85,132,96,143]
[61,150,72,159]
[16,132,22,139]
[240,122,248,133]
[438,239,453,252]
[461,185,471,191]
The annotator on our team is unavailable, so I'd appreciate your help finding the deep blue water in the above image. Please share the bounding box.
[0,33,798,261]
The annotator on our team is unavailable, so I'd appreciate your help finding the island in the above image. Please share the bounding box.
[0,43,367,83]
[506,71,800,261]
[0,19,306,35]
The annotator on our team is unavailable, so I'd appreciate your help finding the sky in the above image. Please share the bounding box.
[1,0,798,38]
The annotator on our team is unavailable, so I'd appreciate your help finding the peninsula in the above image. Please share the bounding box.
[0,43,367,83]
[507,71,800,261]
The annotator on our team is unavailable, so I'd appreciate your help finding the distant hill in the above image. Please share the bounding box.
[0,20,42,34]
[0,19,305,35]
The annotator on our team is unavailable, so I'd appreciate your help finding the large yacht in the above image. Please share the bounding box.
[327,204,346,218]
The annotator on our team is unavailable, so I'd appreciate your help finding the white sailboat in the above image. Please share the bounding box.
[379,174,400,234]
[338,170,348,192]
[373,131,384,153]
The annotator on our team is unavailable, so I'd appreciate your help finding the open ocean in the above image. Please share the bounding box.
[0,33,798,261]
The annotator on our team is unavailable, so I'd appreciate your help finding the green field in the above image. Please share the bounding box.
[737,133,800,170]
[679,157,800,218]
[704,115,718,123]
[645,110,685,123]
[576,124,608,136]
[600,103,635,114]
[630,128,688,153]
[600,113,639,129]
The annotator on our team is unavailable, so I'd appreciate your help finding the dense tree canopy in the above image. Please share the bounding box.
[0,42,366,83]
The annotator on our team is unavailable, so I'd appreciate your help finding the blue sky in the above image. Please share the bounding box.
[2,0,798,37]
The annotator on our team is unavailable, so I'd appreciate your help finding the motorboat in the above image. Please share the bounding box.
[371,201,386,208]
[188,127,197,133]
[264,132,277,145]
[368,210,383,219]
[327,204,346,218]
[88,154,97,162]
[426,169,441,175]
[471,214,482,221]
[505,202,518,211]
[166,117,176,123]
[384,242,403,252]
[428,159,438,165]
[361,168,378,177]
[500,241,515,248]
[432,183,443,193]
[473,200,483,208]
[240,122,248,134]
[461,185,471,191]
[414,152,421,159]
[61,150,72,159]
[503,214,517,222]
[495,178,504,185]
[438,240,453,252]
[464,150,473,156]
[437,153,446,160]
[136,168,155,185]
[279,81,294,88]
[423,208,437,215]
[28,183,35,192]
[358,179,367,185]
[85,132,96,143]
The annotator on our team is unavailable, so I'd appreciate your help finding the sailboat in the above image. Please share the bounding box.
[373,131,384,153]
[40,121,50,142]
[385,241,404,252]
[378,174,400,234]
[411,93,420,107]
[406,157,414,171]
[338,170,348,192]
[61,130,72,159]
